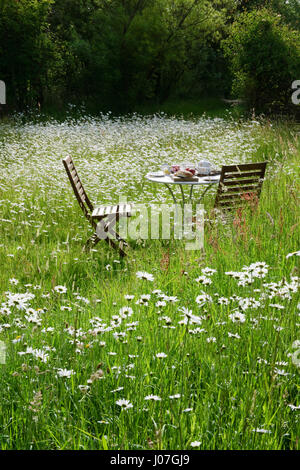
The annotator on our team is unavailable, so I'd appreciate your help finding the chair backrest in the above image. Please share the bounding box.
[62,156,94,222]
[214,161,268,212]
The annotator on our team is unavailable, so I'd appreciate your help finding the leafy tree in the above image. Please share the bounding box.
[0,0,59,109]
[222,8,300,114]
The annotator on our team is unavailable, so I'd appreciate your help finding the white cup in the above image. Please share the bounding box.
[197,160,211,175]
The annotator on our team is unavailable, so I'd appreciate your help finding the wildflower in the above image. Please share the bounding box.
[155,352,167,359]
[119,306,133,318]
[56,368,75,378]
[190,441,201,447]
[286,251,300,258]
[116,399,133,410]
[195,276,212,285]
[145,395,161,401]
[156,300,166,307]
[111,387,124,393]
[218,297,229,305]
[274,368,289,376]
[206,337,216,343]
[269,304,285,310]
[124,295,135,300]
[228,332,241,339]
[60,306,72,311]
[54,285,67,294]
[202,267,217,276]
[274,326,284,332]
[136,271,154,282]
[252,428,271,434]
[195,292,213,306]
[163,295,179,303]
[288,404,300,411]
[0,306,11,316]
[229,311,246,323]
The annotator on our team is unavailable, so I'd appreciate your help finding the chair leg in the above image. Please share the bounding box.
[106,226,128,246]
[118,242,126,258]
[105,217,129,255]
[93,218,127,257]
[84,231,101,250]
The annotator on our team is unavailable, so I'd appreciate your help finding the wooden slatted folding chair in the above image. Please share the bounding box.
[62,156,132,257]
[213,161,268,219]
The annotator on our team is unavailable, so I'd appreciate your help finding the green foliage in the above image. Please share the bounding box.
[222,8,300,114]
[0,0,61,109]
[0,1,299,113]
[0,0,237,111]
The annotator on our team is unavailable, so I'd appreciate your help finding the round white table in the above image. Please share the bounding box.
[145,173,220,206]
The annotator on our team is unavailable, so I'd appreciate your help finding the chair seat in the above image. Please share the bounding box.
[91,203,132,219]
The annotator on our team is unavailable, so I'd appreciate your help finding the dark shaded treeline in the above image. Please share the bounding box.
[0,0,299,114]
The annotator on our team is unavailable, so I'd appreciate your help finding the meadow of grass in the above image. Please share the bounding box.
[0,110,299,450]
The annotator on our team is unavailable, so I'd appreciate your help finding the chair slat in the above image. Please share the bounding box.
[219,162,267,172]
[223,171,265,179]
[221,178,262,187]
[62,156,94,217]
[214,161,267,212]
[219,185,260,194]
[218,192,259,202]
[109,205,119,215]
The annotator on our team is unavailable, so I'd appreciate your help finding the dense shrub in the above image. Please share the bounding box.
[222,8,300,115]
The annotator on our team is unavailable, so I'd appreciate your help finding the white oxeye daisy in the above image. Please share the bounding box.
[252,428,271,434]
[124,295,135,300]
[119,306,133,318]
[286,250,300,259]
[201,267,217,276]
[116,399,133,410]
[206,337,216,343]
[56,368,75,378]
[110,387,124,393]
[54,285,67,294]
[155,352,167,359]
[190,441,201,447]
[136,271,154,282]
[195,276,212,285]
[144,395,161,401]
[229,310,246,323]
[287,404,300,411]
[60,306,72,311]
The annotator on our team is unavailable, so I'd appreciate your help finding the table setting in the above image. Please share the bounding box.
[145,160,221,205]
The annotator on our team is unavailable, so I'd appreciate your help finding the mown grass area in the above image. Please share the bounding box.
[0,112,299,450]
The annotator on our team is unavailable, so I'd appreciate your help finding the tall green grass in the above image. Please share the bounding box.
[0,114,299,450]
